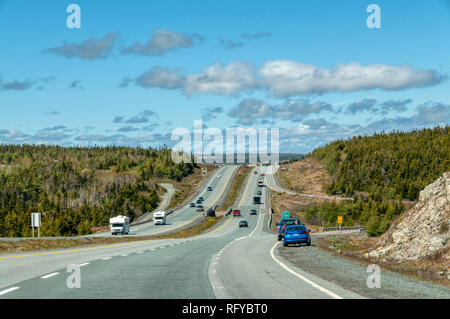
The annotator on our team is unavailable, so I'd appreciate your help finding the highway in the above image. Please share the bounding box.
[91,164,239,237]
[1,167,449,299]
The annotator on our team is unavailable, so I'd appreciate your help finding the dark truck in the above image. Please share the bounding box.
[253,196,261,204]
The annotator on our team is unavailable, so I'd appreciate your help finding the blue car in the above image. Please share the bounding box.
[283,225,311,247]
[277,218,302,241]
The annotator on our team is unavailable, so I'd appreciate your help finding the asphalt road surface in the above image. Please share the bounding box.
[1,166,449,299]
[91,164,239,237]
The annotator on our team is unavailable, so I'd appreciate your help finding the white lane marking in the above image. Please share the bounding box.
[121,254,129,257]
[102,257,112,260]
[0,287,20,296]
[77,263,89,267]
[151,248,156,251]
[137,251,144,254]
[41,272,59,279]
[269,242,343,299]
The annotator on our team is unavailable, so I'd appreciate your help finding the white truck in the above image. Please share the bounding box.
[109,215,130,235]
[153,211,167,225]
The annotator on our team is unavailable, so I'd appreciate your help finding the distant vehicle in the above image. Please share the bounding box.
[283,225,311,247]
[196,205,204,212]
[253,196,261,204]
[277,218,302,241]
[153,211,167,225]
[258,179,264,187]
[254,171,258,174]
[233,209,241,217]
[190,202,196,207]
[207,186,213,191]
[199,196,204,201]
[196,199,202,204]
[257,190,262,195]
[250,209,257,215]
[239,220,248,227]
[217,175,221,178]
[260,173,265,176]
[110,215,130,235]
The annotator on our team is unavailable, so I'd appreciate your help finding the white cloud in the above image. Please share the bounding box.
[134,60,444,97]
[122,29,203,56]
[184,62,257,96]
[259,61,444,96]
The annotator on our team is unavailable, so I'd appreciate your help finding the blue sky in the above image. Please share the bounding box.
[0,0,449,153]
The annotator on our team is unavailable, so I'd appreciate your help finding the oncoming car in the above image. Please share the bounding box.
[239,220,248,227]
[283,225,311,247]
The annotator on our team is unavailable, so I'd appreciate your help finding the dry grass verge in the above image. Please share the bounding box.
[316,234,450,287]
[166,163,216,209]
[278,158,331,194]
[217,165,251,212]
[0,216,223,255]
[269,189,332,233]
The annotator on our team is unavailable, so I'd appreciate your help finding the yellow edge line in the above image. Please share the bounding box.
[0,166,238,261]
[0,240,150,260]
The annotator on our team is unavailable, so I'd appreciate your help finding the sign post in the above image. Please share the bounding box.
[31,213,41,238]
[337,216,343,233]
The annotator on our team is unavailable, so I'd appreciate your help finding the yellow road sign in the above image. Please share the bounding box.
[337,216,343,224]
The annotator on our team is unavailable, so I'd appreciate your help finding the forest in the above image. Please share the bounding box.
[311,126,450,200]
[304,125,449,236]
[0,145,196,237]
[304,195,405,237]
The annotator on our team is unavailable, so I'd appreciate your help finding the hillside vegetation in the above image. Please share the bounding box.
[296,126,449,236]
[311,126,450,200]
[0,145,196,237]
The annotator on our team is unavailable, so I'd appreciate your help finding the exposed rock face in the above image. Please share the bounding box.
[367,172,450,262]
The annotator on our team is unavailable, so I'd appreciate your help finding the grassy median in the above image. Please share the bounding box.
[217,165,251,212]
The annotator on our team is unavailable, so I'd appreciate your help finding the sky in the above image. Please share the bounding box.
[0,0,449,154]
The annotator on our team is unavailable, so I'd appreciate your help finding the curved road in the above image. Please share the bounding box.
[1,167,449,298]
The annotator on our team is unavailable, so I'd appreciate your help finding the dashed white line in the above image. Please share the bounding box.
[121,254,129,257]
[0,287,20,296]
[102,257,112,260]
[77,263,89,267]
[137,251,144,254]
[41,272,59,279]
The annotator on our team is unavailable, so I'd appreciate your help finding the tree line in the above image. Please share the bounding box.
[304,125,449,236]
[0,145,196,237]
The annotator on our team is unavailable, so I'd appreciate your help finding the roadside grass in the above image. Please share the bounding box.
[269,189,326,233]
[216,165,251,212]
[278,157,331,194]
[166,163,216,209]
[316,234,450,287]
[0,216,224,255]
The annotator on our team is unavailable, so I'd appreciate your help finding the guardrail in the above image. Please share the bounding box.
[322,226,366,232]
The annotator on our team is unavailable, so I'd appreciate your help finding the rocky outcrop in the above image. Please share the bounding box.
[366,172,450,262]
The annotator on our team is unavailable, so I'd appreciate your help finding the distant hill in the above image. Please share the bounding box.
[310,126,450,200]
[198,153,304,164]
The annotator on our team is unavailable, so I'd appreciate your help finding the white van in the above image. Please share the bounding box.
[109,215,130,235]
[153,211,167,225]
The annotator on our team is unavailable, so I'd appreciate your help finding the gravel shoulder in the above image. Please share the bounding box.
[276,235,450,299]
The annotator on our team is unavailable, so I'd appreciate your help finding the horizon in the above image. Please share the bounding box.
[1,1,450,153]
